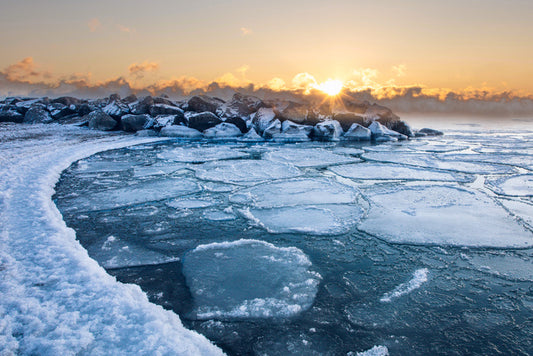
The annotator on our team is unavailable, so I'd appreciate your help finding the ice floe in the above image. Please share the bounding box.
[157,145,249,163]
[358,185,533,247]
[498,199,533,227]
[487,174,533,197]
[468,254,533,281]
[263,148,361,168]
[380,268,429,302]
[182,239,321,319]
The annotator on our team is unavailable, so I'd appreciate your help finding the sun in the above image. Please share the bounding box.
[317,79,344,96]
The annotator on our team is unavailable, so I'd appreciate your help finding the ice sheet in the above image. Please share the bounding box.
[468,254,533,281]
[157,146,249,163]
[195,160,302,184]
[358,185,533,247]
[182,239,321,319]
[263,148,360,168]
[487,174,533,197]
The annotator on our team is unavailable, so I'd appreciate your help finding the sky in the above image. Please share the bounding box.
[1,0,533,113]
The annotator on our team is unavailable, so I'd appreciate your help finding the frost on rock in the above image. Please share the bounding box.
[358,185,533,247]
[487,174,533,197]
[263,148,360,168]
[195,160,301,184]
[64,177,201,211]
[329,162,470,182]
[157,146,249,163]
[182,239,321,319]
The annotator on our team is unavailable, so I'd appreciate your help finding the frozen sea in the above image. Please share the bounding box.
[1,117,532,355]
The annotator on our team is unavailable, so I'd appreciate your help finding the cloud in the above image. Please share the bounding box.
[236,65,250,77]
[1,57,52,83]
[117,24,135,33]
[240,27,252,36]
[265,77,286,91]
[350,68,380,87]
[128,61,160,78]
[88,18,101,32]
[392,64,407,77]
[291,73,317,93]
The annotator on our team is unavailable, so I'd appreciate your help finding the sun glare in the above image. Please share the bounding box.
[318,79,343,96]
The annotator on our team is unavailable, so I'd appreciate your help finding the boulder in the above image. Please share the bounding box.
[48,103,77,120]
[153,96,176,106]
[364,103,400,124]
[86,111,117,131]
[51,96,81,106]
[418,128,443,136]
[75,103,94,116]
[188,112,222,132]
[130,96,154,115]
[240,128,265,142]
[0,110,25,123]
[389,120,414,137]
[103,100,130,119]
[343,123,371,141]
[333,112,366,131]
[123,94,138,104]
[149,104,184,118]
[263,119,282,140]
[274,101,308,124]
[187,95,225,114]
[121,114,152,132]
[152,115,185,130]
[24,107,53,123]
[160,125,202,138]
[313,120,343,141]
[224,116,248,133]
[204,123,242,138]
[135,129,158,137]
[251,107,278,134]
[281,120,313,137]
[368,121,407,141]
[219,93,268,117]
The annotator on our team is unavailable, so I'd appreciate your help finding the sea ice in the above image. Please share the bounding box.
[75,160,135,173]
[202,209,237,221]
[195,160,301,184]
[263,148,361,168]
[380,268,429,302]
[487,174,533,197]
[182,239,321,319]
[64,177,201,211]
[133,163,188,177]
[329,162,469,182]
[166,197,216,209]
[355,345,390,356]
[498,199,533,227]
[358,185,533,247]
[157,146,249,163]
[468,254,533,281]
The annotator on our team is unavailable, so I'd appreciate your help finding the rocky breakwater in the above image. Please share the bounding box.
[0,93,442,141]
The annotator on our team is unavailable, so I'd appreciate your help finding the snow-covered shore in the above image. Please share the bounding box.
[0,123,223,355]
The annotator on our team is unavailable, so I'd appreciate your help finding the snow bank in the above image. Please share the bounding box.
[0,124,223,355]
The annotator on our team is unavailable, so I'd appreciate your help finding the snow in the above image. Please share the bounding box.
[240,128,264,142]
[263,148,360,168]
[157,145,249,163]
[355,345,389,356]
[0,124,222,355]
[358,185,533,247]
[160,125,203,138]
[380,268,429,302]
[182,239,321,319]
[203,122,242,138]
[329,162,470,182]
[487,174,533,197]
[62,177,201,212]
[194,160,301,184]
[498,199,533,227]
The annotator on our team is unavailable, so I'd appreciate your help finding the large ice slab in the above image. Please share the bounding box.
[195,160,301,184]
[498,199,533,227]
[358,185,533,247]
[362,151,516,174]
[467,254,533,281]
[437,153,533,170]
[487,174,533,197]
[240,204,363,235]
[263,148,361,168]
[157,146,249,163]
[182,239,321,319]
[329,162,470,182]
[230,178,360,208]
[64,177,201,211]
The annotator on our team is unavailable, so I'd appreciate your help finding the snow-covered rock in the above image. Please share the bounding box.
[313,120,343,141]
[0,110,24,123]
[203,122,242,138]
[368,121,407,141]
[149,104,184,117]
[160,125,202,138]
[120,114,151,132]
[251,107,277,134]
[262,119,282,139]
[218,93,267,117]
[240,128,264,142]
[281,120,313,136]
[187,95,225,114]
[103,100,130,119]
[24,106,53,123]
[343,123,371,141]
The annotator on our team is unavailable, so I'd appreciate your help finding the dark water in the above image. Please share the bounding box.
[54,134,533,355]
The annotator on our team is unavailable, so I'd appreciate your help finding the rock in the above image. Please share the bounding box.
[108,93,121,103]
[103,100,130,119]
[130,96,154,115]
[418,128,443,136]
[333,112,366,131]
[389,120,414,137]
[86,110,117,131]
[240,128,265,142]
[343,123,371,141]
[75,103,94,116]
[121,114,152,132]
[152,115,185,130]
[51,96,81,106]
[204,123,242,138]
[368,121,407,141]
[263,119,282,139]
[0,110,25,123]
[135,129,158,137]
[224,116,248,133]
[58,115,88,126]
[153,96,176,106]
[160,125,203,138]
[313,120,343,141]
[24,106,53,123]
[252,107,278,134]
[219,93,268,117]
[281,120,313,137]
[48,103,77,120]
[364,103,400,123]
[188,112,222,132]
[123,94,138,104]
[149,104,184,117]
[187,95,225,114]
[274,101,308,124]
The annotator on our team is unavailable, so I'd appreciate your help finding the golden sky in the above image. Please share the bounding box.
[1,0,532,95]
